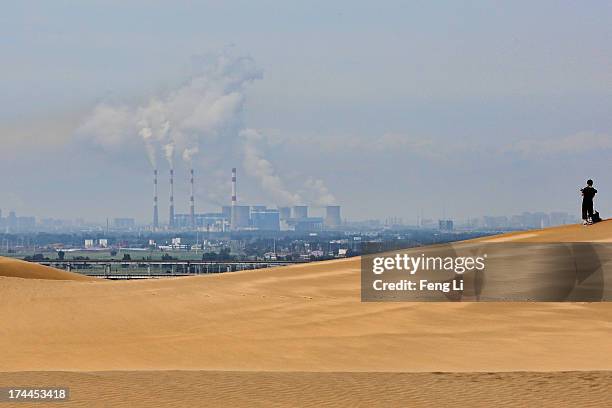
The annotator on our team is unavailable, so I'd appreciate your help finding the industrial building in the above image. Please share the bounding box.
[231,205,251,230]
[250,208,280,231]
[149,166,340,233]
[292,205,308,219]
[292,217,324,231]
[174,213,229,232]
[324,205,342,228]
[438,220,454,231]
[113,218,136,229]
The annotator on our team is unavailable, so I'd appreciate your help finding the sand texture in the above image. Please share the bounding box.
[1,221,611,406]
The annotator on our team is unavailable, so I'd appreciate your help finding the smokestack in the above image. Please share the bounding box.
[153,169,159,229]
[190,168,195,228]
[230,167,237,230]
[169,169,175,228]
[231,167,237,206]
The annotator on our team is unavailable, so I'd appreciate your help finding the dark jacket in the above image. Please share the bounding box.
[581,186,597,202]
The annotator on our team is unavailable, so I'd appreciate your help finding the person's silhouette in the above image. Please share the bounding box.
[581,179,597,225]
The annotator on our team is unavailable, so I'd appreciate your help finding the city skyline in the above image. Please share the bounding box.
[2,1,612,222]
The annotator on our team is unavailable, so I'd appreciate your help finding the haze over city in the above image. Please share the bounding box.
[2,1,612,223]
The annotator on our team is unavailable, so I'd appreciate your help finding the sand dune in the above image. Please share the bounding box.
[0,256,94,281]
[477,219,612,243]
[0,222,611,406]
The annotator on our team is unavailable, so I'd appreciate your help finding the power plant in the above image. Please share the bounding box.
[168,169,175,228]
[151,167,341,232]
[152,169,159,229]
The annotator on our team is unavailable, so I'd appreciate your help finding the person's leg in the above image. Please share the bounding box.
[582,201,588,221]
[587,201,594,220]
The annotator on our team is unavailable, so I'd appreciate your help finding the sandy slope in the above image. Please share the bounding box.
[0,221,611,406]
[0,257,94,281]
[477,219,612,243]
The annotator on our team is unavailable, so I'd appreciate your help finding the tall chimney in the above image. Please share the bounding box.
[153,169,159,229]
[168,169,175,228]
[230,167,237,230]
[231,167,237,206]
[190,168,195,228]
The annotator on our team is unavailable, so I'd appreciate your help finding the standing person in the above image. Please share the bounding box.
[581,179,597,225]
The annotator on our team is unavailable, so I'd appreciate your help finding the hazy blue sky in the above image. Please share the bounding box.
[1,1,612,223]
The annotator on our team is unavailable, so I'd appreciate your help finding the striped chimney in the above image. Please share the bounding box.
[231,167,237,206]
[190,168,195,228]
[168,169,175,228]
[153,169,159,228]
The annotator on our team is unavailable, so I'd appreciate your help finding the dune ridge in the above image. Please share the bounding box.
[0,256,94,281]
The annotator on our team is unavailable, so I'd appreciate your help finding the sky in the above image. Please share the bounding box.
[1,0,612,223]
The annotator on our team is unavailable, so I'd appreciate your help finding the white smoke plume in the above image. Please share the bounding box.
[302,177,336,206]
[138,126,157,168]
[159,121,174,168]
[77,50,337,207]
[77,50,262,170]
[241,128,302,206]
[182,146,199,163]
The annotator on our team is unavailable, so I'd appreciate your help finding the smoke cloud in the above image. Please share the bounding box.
[76,50,337,207]
[76,50,262,169]
[241,128,336,206]
[241,128,302,206]
[303,177,336,206]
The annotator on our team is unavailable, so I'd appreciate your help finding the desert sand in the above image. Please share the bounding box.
[0,221,611,407]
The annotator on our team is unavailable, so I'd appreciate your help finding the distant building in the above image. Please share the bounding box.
[438,219,454,231]
[420,218,436,229]
[292,206,308,219]
[84,239,95,248]
[278,207,291,220]
[231,205,250,230]
[221,206,232,220]
[7,211,17,231]
[113,218,136,229]
[251,209,280,231]
[174,213,229,231]
[292,217,324,232]
[17,216,36,231]
[278,207,292,230]
[482,216,509,230]
[98,239,109,248]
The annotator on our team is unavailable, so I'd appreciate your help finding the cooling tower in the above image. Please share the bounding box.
[153,169,159,228]
[292,205,308,219]
[325,205,342,228]
[278,207,291,221]
[169,169,175,228]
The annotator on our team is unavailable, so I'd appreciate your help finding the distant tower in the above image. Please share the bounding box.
[169,169,175,228]
[153,169,159,229]
[231,167,237,206]
[231,167,237,229]
[190,168,195,228]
